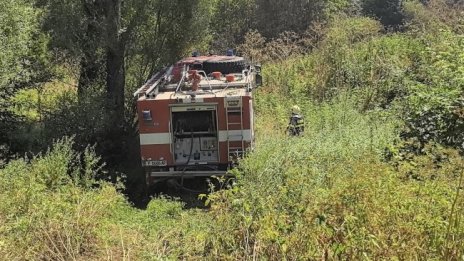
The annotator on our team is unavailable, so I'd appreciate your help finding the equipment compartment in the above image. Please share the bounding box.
[171,108,218,164]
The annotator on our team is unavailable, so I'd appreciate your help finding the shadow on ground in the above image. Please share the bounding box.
[130,177,232,210]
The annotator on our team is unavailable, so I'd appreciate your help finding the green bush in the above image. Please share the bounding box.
[0,138,108,259]
[0,138,212,260]
[402,31,464,151]
[261,16,424,110]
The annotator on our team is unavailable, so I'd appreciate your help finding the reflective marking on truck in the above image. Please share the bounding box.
[140,133,171,145]
[218,129,252,142]
[139,130,252,145]
[171,105,216,112]
[182,97,204,103]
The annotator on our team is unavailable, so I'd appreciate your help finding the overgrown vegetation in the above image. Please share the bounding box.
[208,102,464,259]
[1,0,464,259]
[0,138,212,259]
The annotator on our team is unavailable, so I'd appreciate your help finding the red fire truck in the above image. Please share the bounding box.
[134,53,262,186]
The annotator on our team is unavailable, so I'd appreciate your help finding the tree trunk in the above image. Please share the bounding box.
[105,0,125,127]
[77,50,100,97]
[78,0,105,97]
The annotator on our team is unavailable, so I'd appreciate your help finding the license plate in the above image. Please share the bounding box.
[143,160,167,167]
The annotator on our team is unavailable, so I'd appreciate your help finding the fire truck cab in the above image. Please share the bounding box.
[134,54,261,186]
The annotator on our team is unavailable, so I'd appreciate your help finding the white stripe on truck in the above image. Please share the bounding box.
[218,130,252,142]
[139,133,171,145]
[140,130,252,145]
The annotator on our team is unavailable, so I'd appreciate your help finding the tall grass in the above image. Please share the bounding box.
[0,139,212,260]
[206,93,464,259]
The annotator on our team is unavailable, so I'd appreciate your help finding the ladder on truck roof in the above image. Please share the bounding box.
[133,66,171,98]
[225,96,244,160]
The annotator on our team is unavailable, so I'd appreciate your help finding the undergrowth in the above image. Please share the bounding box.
[206,97,464,259]
[0,139,211,260]
[1,93,463,260]
[1,6,464,259]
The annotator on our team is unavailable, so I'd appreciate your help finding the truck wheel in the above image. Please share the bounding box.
[203,57,247,74]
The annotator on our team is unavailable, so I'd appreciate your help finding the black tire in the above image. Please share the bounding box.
[203,57,247,74]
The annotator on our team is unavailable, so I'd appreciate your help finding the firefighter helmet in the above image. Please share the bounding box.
[291,105,301,114]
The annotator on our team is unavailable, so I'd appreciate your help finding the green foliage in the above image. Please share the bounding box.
[125,0,214,94]
[0,138,105,259]
[402,31,464,151]
[40,89,136,170]
[201,14,464,257]
[2,71,463,260]
[0,138,211,259]
[403,1,444,35]
[0,0,41,87]
[362,0,405,28]
[0,0,51,157]
[2,1,464,260]
[209,0,255,51]
[206,95,464,259]
[258,16,424,110]
[254,0,327,38]
[324,16,383,44]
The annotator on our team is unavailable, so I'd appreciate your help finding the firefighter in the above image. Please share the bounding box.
[287,105,305,136]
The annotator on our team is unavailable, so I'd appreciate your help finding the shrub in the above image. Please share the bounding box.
[401,31,464,152]
[0,138,109,259]
[0,138,212,260]
[259,18,423,109]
